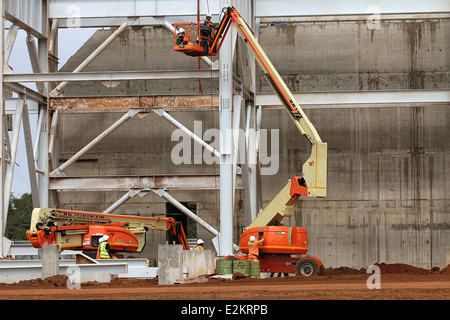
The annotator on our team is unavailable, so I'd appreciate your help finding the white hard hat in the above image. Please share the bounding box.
[197,239,204,245]
[249,235,256,242]
[177,27,185,34]
[103,235,109,241]
[99,237,104,243]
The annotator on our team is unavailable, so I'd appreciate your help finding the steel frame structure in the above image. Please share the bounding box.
[0,0,449,256]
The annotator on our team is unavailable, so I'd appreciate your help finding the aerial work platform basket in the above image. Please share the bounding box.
[173,21,213,56]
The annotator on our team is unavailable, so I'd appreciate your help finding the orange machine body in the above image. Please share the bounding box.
[26,224,139,252]
[239,226,309,255]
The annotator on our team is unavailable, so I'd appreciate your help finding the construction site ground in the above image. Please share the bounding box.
[0,263,449,301]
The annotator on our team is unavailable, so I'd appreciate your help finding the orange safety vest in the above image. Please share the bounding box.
[248,239,263,260]
[194,245,204,251]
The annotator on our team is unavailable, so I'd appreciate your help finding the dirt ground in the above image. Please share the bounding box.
[0,263,449,301]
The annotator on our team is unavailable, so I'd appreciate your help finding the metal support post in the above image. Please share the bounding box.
[50,109,139,176]
[26,33,45,93]
[4,24,19,69]
[232,91,243,194]
[218,0,235,257]
[3,99,24,218]
[50,18,137,97]
[33,108,44,161]
[0,0,5,257]
[48,110,59,156]
[22,103,40,208]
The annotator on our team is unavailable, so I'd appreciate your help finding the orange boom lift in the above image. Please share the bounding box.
[26,208,189,258]
[174,7,328,276]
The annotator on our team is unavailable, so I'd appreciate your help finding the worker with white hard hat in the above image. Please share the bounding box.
[176,27,187,45]
[248,235,263,260]
[98,234,112,259]
[194,239,205,250]
[96,236,104,259]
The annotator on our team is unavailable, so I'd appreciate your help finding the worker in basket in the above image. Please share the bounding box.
[176,27,187,45]
[200,15,215,54]
[98,235,113,259]
[194,239,205,250]
[248,235,263,260]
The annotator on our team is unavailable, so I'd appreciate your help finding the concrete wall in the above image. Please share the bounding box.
[56,19,449,268]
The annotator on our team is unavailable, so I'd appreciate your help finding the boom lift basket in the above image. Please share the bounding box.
[173,21,219,57]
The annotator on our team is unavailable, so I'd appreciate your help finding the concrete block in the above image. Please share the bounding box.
[157,244,183,285]
[182,250,214,278]
[41,245,60,279]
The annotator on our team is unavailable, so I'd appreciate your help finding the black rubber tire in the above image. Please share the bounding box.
[295,257,319,277]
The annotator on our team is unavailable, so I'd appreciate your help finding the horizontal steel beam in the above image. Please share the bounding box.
[48,90,449,113]
[255,0,450,17]
[259,12,450,24]
[4,82,46,104]
[256,89,450,109]
[4,70,219,83]
[50,95,219,112]
[49,0,220,19]
[48,0,450,21]
[50,175,242,191]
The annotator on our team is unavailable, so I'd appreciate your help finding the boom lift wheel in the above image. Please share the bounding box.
[295,257,319,277]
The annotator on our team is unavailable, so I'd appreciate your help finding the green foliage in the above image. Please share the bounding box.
[5,193,33,241]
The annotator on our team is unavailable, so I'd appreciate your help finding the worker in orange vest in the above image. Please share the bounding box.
[248,235,263,260]
[194,239,205,250]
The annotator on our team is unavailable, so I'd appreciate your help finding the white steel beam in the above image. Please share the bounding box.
[49,0,220,20]
[49,175,243,191]
[103,189,143,213]
[3,99,24,220]
[0,0,5,256]
[218,0,235,257]
[152,189,220,238]
[4,23,19,66]
[154,108,221,160]
[46,0,450,28]
[22,103,40,208]
[5,69,219,83]
[256,90,450,109]
[255,0,450,17]
[25,33,45,93]
[4,82,45,104]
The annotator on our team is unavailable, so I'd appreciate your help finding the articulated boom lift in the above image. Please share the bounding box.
[174,7,327,276]
[26,208,190,258]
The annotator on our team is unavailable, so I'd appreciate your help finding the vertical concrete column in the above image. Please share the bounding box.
[41,244,60,279]
[157,244,183,285]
